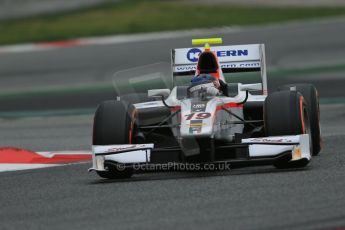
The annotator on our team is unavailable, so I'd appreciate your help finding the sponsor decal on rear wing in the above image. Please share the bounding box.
[171,43,268,94]
[172,44,264,73]
[174,61,261,73]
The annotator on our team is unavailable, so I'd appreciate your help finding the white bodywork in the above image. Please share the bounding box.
[90,144,153,171]
[90,43,312,172]
[90,84,312,171]
[242,134,311,160]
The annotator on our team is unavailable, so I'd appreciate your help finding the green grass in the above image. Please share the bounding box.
[1,0,345,45]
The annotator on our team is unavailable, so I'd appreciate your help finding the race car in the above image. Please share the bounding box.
[89,38,321,179]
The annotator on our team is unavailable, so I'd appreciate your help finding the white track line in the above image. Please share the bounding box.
[0,164,61,172]
[0,27,242,53]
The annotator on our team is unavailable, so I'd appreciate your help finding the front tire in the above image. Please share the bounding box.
[278,84,321,155]
[264,90,311,169]
[93,100,136,179]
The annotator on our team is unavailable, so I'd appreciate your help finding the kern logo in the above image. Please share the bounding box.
[186,48,249,62]
[217,50,248,57]
[187,48,202,62]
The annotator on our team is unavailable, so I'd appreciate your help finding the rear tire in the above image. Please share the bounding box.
[264,90,310,169]
[93,100,136,179]
[278,84,321,155]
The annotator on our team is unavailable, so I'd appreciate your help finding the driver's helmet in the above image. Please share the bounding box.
[189,74,220,97]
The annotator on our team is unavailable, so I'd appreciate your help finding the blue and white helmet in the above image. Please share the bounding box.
[190,74,215,87]
[189,74,220,96]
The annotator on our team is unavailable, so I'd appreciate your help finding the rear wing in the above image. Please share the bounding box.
[171,44,268,94]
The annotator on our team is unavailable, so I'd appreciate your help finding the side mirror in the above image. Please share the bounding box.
[239,83,262,92]
[148,89,171,99]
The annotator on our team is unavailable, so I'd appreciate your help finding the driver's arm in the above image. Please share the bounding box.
[219,79,228,96]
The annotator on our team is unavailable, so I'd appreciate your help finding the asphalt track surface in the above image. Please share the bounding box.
[1,18,345,230]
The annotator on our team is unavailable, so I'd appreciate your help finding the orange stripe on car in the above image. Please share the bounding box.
[300,96,306,134]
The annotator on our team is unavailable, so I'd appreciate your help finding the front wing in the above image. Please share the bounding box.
[89,134,311,171]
